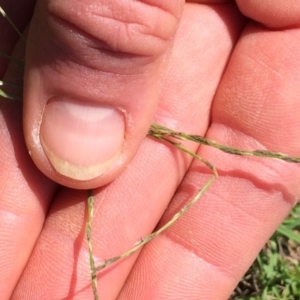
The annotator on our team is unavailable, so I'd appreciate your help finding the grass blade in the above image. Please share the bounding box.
[0,50,24,68]
[0,6,26,43]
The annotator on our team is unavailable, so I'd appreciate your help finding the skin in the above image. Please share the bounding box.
[1,0,300,299]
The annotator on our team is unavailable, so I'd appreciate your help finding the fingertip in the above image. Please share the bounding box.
[23,0,185,189]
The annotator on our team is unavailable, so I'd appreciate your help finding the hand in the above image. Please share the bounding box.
[1,1,300,299]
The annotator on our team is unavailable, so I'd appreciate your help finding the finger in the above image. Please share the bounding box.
[23,0,186,189]
[0,2,58,298]
[0,100,57,299]
[12,3,244,299]
[236,0,300,28]
[119,8,300,300]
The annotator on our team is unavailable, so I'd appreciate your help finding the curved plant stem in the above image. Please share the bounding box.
[86,190,99,300]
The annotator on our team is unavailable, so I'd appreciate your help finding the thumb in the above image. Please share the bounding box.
[23,0,184,189]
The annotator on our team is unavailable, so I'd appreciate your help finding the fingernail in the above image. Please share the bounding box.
[39,97,125,181]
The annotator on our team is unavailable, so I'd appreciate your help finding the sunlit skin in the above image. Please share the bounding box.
[1,1,300,299]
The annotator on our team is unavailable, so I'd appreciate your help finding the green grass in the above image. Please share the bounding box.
[231,203,300,300]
